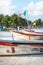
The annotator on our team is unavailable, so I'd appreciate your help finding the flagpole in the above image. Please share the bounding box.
[18,10,29,29]
[25,10,29,29]
[26,11,32,40]
[24,11,31,40]
[26,11,32,30]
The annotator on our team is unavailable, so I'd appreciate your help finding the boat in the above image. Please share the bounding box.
[11,29,43,40]
[0,39,43,55]
[0,29,43,55]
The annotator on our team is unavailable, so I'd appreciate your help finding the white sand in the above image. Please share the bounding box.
[0,56,43,65]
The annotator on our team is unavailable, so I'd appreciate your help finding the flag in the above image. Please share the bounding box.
[23,10,27,16]
[18,13,22,17]
[18,10,27,17]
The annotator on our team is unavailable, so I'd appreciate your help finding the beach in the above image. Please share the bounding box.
[0,30,43,65]
[0,55,43,65]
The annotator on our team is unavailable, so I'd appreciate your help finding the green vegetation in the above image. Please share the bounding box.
[0,14,43,30]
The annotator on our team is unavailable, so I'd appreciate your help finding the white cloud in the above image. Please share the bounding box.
[0,0,16,15]
[0,0,43,16]
[24,1,43,16]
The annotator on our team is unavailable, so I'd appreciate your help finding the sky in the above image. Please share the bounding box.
[0,0,43,21]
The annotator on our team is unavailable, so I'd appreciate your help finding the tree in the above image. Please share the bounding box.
[0,14,4,23]
[41,21,43,26]
[33,18,42,27]
[37,19,41,26]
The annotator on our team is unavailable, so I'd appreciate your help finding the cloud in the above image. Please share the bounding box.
[0,0,43,17]
[23,1,43,16]
[0,0,17,15]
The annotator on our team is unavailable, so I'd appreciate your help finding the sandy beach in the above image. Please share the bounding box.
[0,55,43,65]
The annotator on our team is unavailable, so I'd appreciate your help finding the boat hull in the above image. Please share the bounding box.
[11,30,43,40]
[0,40,43,55]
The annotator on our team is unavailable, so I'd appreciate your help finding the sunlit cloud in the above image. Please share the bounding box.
[0,0,17,15]
[23,1,43,16]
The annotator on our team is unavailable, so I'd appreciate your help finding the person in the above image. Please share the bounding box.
[17,26,19,31]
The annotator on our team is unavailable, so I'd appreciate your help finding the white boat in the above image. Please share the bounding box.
[0,28,43,55]
[10,29,43,40]
[0,40,43,55]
